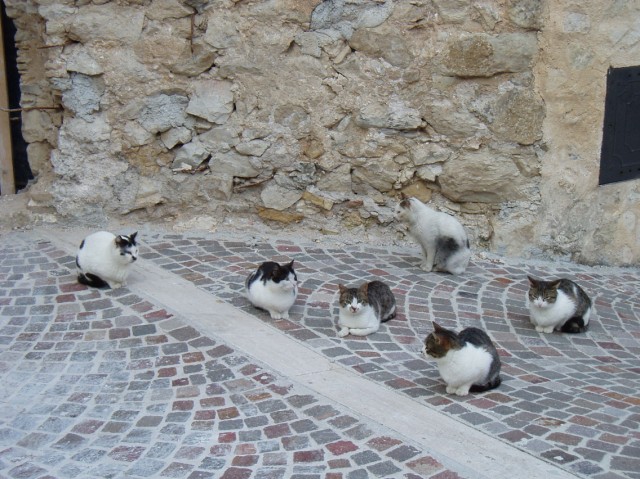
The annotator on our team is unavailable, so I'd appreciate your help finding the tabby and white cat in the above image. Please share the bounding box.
[245,260,298,319]
[76,231,139,289]
[424,322,501,396]
[337,281,396,337]
[527,276,592,333]
[395,194,471,275]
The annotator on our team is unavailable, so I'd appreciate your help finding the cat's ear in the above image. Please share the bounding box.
[130,232,138,243]
[432,321,444,332]
[549,279,562,290]
[358,282,369,297]
[288,260,294,269]
[115,235,125,247]
[527,276,537,287]
[338,284,347,293]
[399,192,408,200]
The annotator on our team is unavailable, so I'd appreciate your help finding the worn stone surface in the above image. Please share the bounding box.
[2,0,639,266]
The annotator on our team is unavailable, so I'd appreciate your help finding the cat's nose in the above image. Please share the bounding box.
[131,256,138,262]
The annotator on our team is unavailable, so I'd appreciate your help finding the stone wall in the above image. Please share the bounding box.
[3,0,639,266]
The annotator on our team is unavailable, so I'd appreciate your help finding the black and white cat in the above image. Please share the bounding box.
[527,276,592,333]
[424,322,501,396]
[395,194,471,275]
[245,260,298,319]
[76,231,139,289]
[337,281,396,337]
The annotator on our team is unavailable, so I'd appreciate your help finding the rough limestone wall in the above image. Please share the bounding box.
[9,0,635,266]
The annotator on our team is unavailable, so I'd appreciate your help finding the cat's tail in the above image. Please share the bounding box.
[78,272,110,288]
[560,317,589,334]
[469,376,501,393]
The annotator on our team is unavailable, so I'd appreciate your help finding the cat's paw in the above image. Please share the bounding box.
[109,282,123,289]
[269,311,283,319]
[337,328,349,338]
[535,325,553,333]
[445,385,456,394]
[419,262,433,272]
[455,388,470,397]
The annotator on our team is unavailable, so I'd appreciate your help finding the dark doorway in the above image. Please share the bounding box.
[1,3,32,193]
[599,65,640,186]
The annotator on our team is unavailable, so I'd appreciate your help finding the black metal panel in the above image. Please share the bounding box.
[599,65,640,185]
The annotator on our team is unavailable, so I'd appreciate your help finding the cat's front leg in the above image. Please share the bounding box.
[349,326,379,336]
[445,385,457,394]
[269,310,284,319]
[420,245,435,272]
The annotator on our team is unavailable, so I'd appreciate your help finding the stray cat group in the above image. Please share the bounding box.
[76,194,593,397]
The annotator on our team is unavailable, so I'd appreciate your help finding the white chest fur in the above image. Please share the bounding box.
[435,344,492,390]
[246,277,297,319]
[528,291,580,330]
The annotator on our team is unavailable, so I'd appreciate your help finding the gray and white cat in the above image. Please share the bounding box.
[395,194,471,275]
[527,276,592,333]
[337,281,396,337]
[76,231,139,289]
[424,322,501,396]
[245,260,298,319]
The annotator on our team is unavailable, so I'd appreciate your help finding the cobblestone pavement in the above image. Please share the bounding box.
[0,228,639,479]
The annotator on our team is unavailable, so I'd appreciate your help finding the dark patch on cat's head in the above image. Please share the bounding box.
[527,276,561,302]
[338,283,369,309]
[115,232,139,262]
[425,321,460,358]
[259,260,297,285]
[399,193,413,210]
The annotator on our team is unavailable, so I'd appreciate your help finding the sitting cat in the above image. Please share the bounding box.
[76,231,139,289]
[527,276,592,333]
[337,281,396,337]
[245,260,298,319]
[424,322,501,396]
[395,194,471,275]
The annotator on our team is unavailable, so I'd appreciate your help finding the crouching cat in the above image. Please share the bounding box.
[337,281,396,337]
[424,322,501,396]
[527,276,592,333]
[76,231,139,289]
[245,260,298,319]
[395,194,471,275]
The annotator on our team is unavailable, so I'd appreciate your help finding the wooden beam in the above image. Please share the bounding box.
[0,14,15,195]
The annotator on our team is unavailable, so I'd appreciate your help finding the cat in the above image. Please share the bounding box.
[337,281,396,337]
[76,231,139,289]
[395,194,471,275]
[245,260,298,319]
[424,321,501,396]
[527,276,592,333]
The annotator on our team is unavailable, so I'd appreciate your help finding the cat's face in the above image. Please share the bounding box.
[268,261,297,291]
[338,284,369,313]
[423,322,456,359]
[395,195,415,224]
[115,232,139,264]
[528,276,560,308]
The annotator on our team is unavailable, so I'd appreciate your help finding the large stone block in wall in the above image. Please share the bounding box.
[186,81,234,124]
[441,33,537,77]
[68,5,144,44]
[439,147,536,202]
[491,89,545,145]
[348,29,414,68]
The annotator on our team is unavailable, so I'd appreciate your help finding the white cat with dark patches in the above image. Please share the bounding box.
[76,231,139,289]
[527,276,592,333]
[337,281,396,337]
[245,260,298,319]
[424,322,501,396]
[395,194,471,275]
